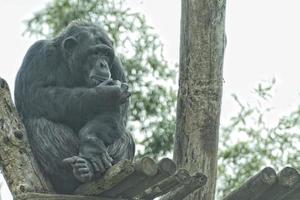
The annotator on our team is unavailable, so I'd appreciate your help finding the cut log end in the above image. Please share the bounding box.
[278,167,300,187]
[134,157,158,176]
[158,158,176,175]
[261,167,277,184]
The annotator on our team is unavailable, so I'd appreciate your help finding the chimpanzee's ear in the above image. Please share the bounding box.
[62,36,78,53]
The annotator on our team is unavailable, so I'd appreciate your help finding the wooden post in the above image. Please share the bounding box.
[0,77,53,198]
[174,0,227,199]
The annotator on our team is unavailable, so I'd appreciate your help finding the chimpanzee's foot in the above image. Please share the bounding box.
[94,150,113,173]
[63,156,94,183]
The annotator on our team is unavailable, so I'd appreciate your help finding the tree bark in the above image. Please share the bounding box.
[174,0,226,199]
[0,77,53,198]
[0,177,2,200]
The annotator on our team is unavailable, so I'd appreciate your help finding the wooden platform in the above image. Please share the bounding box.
[223,167,300,200]
[16,157,207,200]
[0,77,207,200]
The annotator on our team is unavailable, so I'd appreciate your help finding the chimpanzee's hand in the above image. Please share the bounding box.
[96,80,130,105]
[118,82,130,104]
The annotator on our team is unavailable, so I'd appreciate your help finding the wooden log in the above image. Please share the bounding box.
[276,183,300,200]
[137,168,191,200]
[223,167,277,200]
[255,167,300,200]
[119,158,176,198]
[161,172,207,200]
[74,159,134,196]
[100,157,158,198]
[278,167,300,187]
[0,78,53,197]
[16,192,126,200]
[274,168,300,200]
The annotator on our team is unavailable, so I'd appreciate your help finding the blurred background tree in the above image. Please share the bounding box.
[24,0,177,159]
[217,79,300,199]
[22,0,300,199]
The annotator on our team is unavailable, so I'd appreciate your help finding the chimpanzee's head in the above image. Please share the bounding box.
[56,21,115,87]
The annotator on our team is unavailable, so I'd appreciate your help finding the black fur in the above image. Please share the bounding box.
[14,21,135,194]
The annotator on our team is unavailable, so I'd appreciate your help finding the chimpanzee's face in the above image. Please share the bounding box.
[62,27,115,87]
[85,43,114,86]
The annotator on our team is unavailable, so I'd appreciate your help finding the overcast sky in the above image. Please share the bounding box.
[1,0,300,198]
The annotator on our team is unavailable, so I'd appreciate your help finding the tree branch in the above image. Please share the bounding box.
[0,77,53,198]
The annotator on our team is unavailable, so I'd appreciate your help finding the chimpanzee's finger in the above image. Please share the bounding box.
[62,156,77,165]
[81,173,93,179]
[97,162,105,173]
[102,156,112,168]
[78,168,90,174]
[120,91,131,104]
[103,79,114,85]
[76,157,88,163]
[121,83,129,90]
[98,79,113,86]
[75,162,88,169]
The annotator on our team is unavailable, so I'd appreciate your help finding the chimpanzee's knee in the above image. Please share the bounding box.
[25,118,80,193]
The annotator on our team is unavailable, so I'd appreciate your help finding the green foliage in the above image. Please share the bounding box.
[218,79,300,198]
[24,0,176,159]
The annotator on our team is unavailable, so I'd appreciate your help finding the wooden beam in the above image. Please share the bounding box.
[16,192,126,200]
[137,169,191,200]
[75,157,158,198]
[274,167,300,200]
[100,157,158,198]
[161,172,207,200]
[223,167,277,200]
[74,159,134,196]
[276,183,300,200]
[119,158,176,198]
[254,167,300,200]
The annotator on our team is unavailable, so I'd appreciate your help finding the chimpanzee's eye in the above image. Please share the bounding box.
[96,37,104,44]
[91,49,101,56]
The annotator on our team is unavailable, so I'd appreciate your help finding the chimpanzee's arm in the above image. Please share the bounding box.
[31,86,121,121]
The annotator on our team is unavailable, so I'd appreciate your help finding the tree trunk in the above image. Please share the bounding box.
[0,78,53,198]
[0,177,2,200]
[173,0,226,199]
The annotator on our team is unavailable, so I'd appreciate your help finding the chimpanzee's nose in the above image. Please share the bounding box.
[97,59,108,68]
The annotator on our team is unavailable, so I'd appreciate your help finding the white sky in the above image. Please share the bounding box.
[1,0,300,198]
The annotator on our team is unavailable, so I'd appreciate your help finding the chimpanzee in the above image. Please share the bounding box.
[14,21,135,194]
